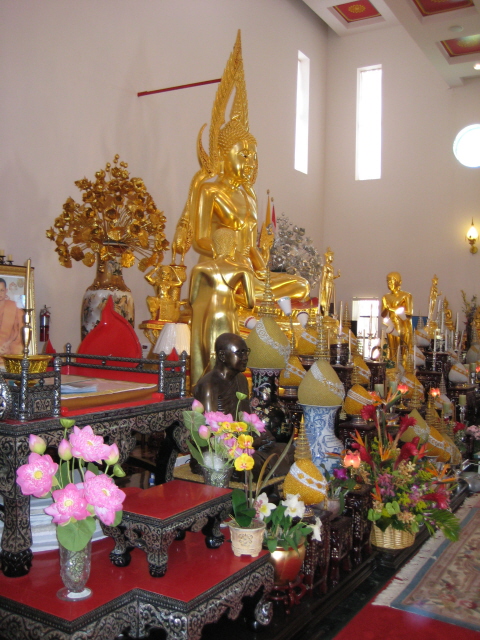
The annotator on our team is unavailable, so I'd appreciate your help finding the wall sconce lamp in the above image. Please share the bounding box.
[466,219,478,254]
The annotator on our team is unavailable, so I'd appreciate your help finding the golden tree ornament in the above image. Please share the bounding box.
[46,155,168,272]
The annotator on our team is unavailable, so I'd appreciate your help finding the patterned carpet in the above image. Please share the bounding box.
[373,495,480,633]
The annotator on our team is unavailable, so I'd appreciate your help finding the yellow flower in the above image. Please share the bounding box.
[234,454,254,472]
[237,434,254,449]
[231,421,248,433]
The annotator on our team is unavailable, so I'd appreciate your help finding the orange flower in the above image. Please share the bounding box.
[397,383,409,395]
[430,388,440,398]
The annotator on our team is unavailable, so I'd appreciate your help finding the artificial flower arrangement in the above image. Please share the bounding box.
[454,421,480,458]
[254,492,322,552]
[320,463,357,514]
[183,394,266,472]
[16,418,126,551]
[348,399,460,541]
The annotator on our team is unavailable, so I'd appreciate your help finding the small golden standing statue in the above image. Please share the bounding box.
[381,271,413,364]
[318,248,340,316]
[426,274,441,337]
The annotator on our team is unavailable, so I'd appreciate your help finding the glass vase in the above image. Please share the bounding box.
[57,540,92,601]
[200,465,233,488]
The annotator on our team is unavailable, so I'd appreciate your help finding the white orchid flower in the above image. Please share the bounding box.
[311,517,322,542]
[255,492,276,520]
[281,493,306,519]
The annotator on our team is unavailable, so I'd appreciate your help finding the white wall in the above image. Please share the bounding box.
[0,0,327,351]
[324,25,480,326]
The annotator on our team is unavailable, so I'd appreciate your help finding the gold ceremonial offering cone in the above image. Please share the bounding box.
[3,354,52,385]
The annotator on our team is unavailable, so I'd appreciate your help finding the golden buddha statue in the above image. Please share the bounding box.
[189,227,256,386]
[381,271,413,364]
[443,297,454,332]
[318,248,340,316]
[145,264,186,323]
[426,274,441,336]
[173,31,310,306]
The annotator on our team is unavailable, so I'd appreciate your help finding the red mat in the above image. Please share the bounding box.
[333,601,480,640]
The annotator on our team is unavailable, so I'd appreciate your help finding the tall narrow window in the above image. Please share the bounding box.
[356,65,382,180]
[295,51,310,174]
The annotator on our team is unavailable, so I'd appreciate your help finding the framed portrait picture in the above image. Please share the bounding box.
[0,264,36,366]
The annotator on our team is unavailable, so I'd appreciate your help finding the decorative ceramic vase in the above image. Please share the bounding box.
[370,524,415,550]
[81,243,134,340]
[269,542,306,586]
[249,367,291,442]
[200,465,233,488]
[228,520,266,557]
[57,541,92,601]
[300,404,342,474]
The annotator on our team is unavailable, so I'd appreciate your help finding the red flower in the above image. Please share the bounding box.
[422,486,450,509]
[398,415,417,439]
[454,422,466,434]
[394,437,420,469]
[361,405,376,422]
[351,442,374,467]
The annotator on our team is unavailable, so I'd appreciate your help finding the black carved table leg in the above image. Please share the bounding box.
[0,495,33,577]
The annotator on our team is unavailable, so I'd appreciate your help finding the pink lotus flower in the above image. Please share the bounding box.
[69,425,111,462]
[191,399,204,413]
[240,411,266,433]
[16,452,58,498]
[104,443,119,465]
[44,483,89,524]
[58,438,73,461]
[198,425,210,440]
[83,471,125,526]
[28,434,46,454]
[204,411,233,432]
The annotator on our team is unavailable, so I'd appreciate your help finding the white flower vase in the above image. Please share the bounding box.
[301,404,342,474]
[57,541,92,601]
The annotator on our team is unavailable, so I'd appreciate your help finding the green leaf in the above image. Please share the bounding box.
[187,441,204,466]
[87,462,100,475]
[56,517,96,552]
[236,391,248,401]
[112,510,123,527]
[266,537,277,553]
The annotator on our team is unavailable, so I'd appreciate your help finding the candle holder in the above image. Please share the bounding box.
[459,404,466,424]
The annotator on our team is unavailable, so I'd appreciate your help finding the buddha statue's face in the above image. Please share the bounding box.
[387,273,401,293]
[224,140,257,185]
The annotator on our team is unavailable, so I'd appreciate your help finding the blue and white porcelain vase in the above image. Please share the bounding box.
[300,404,342,473]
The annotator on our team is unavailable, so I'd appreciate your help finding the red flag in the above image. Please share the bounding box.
[271,198,277,231]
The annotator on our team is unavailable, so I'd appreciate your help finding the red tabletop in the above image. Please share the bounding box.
[123,480,231,519]
[0,533,268,622]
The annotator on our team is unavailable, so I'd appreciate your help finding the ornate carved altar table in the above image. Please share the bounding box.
[0,396,192,577]
[102,480,232,576]
[0,533,274,640]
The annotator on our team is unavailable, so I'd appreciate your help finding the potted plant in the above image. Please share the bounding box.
[321,464,357,518]
[182,393,266,487]
[254,492,322,585]
[349,402,460,550]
